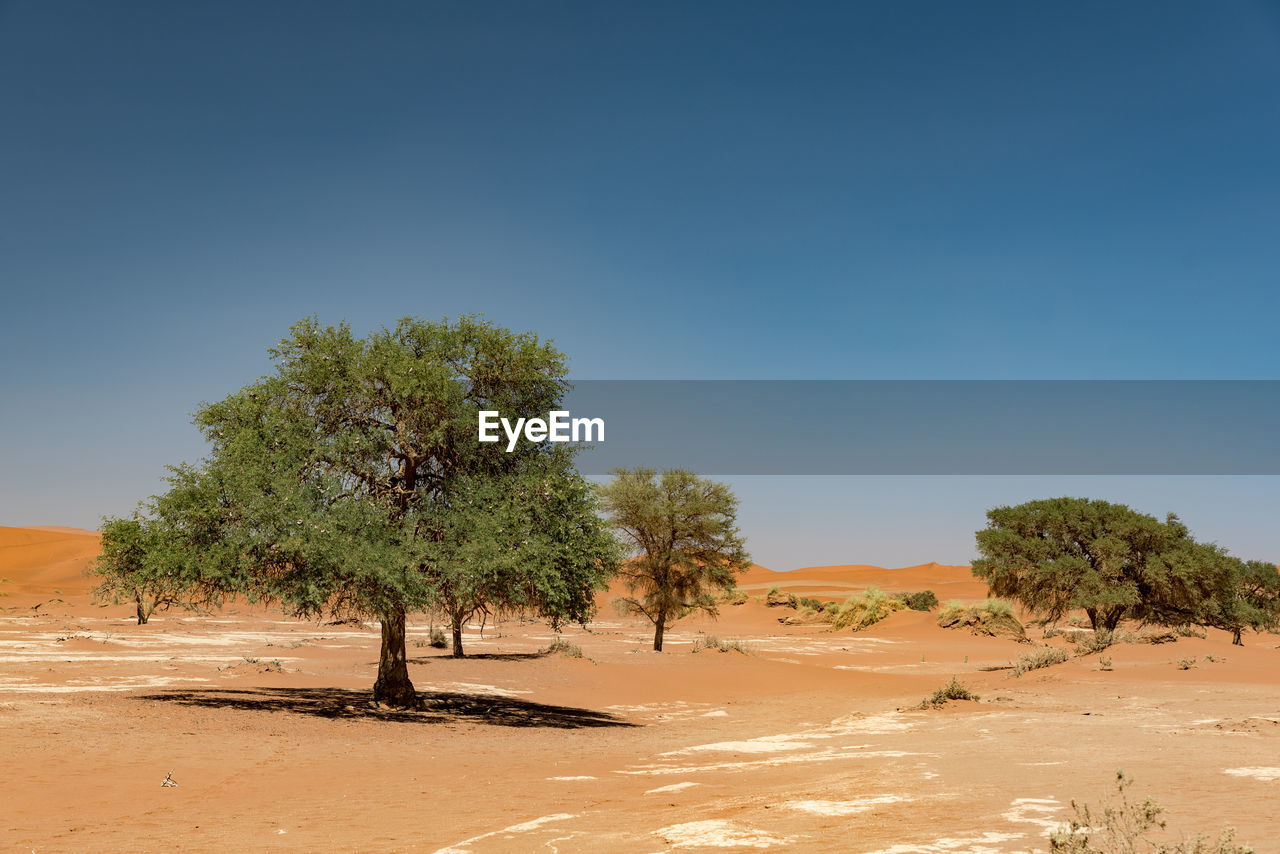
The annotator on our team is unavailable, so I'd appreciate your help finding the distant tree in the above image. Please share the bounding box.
[599,468,751,651]
[972,497,1211,632]
[93,500,226,625]
[97,316,617,707]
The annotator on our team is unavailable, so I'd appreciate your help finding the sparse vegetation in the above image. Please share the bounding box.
[1074,629,1115,655]
[543,637,586,659]
[428,626,448,649]
[1177,657,1197,670]
[1049,771,1254,853]
[830,586,904,631]
[1099,655,1113,671]
[718,588,749,606]
[897,590,939,611]
[1010,645,1070,677]
[691,634,751,654]
[937,599,1027,642]
[918,676,979,708]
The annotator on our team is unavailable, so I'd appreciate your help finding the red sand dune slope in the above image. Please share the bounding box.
[739,561,989,601]
[0,525,101,596]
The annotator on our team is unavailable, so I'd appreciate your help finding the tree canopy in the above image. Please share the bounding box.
[972,496,1279,639]
[599,468,751,651]
[95,316,620,707]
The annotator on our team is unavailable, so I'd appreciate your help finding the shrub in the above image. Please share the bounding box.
[1099,655,1113,671]
[797,596,823,611]
[692,634,751,654]
[428,626,448,649]
[718,588,749,606]
[1011,645,1070,677]
[1049,771,1254,853]
[1177,657,1197,670]
[1074,629,1114,655]
[544,638,585,658]
[937,599,1026,642]
[901,590,939,612]
[919,676,978,708]
[831,587,904,631]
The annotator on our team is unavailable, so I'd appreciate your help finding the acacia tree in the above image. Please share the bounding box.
[93,516,219,624]
[100,316,618,707]
[1194,551,1280,645]
[599,468,751,651]
[972,497,1248,633]
[425,452,621,657]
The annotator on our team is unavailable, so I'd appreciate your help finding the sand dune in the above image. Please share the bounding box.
[739,562,988,602]
[0,525,101,596]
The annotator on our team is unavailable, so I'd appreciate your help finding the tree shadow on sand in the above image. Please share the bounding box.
[133,687,636,729]
[405,652,545,664]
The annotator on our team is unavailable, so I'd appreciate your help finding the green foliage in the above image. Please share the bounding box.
[1194,555,1280,646]
[919,677,978,708]
[831,586,904,631]
[1010,645,1070,677]
[898,590,939,611]
[92,513,226,624]
[973,497,1240,633]
[94,316,621,706]
[1049,772,1254,853]
[796,596,823,611]
[691,634,751,654]
[600,468,751,651]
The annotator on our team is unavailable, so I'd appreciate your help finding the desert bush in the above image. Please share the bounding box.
[831,587,904,631]
[899,590,939,612]
[1176,624,1208,639]
[919,676,979,708]
[796,596,823,611]
[691,634,751,654]
[1074,629,1115,655]
[1176,657,1197,670]
[823,601,840,615]
[937,599,1027,642]
[1099,655,1114,671]
[429,626,448,648]
[1049,771,1254,853]
[1011,645,1071,677]
[718,588,749,606]
[544,638,585,658]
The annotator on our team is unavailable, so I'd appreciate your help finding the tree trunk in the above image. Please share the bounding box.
[135,593,149,625]
[373,607,418,708]
[1085,608,1098,631]
[451,615,465,659]
[653,613,666,651]
[1232,629,1243,646]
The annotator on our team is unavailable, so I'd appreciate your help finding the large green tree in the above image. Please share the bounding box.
[99,316,618,707]
[974,497,1204,631]
[972,496,1273,635]
[599,468,751,651]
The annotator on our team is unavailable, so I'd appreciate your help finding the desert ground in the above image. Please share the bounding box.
[2,525,1277,852]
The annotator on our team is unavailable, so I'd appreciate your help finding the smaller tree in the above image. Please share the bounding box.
[92,513,223,625]
[1198,555,1280,646]
[424,455,621,657]
[599,468,751,651]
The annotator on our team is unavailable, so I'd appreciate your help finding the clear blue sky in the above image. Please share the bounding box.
[2,2,1278,567]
